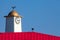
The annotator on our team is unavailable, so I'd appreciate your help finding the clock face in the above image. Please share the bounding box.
[15,17,20,24]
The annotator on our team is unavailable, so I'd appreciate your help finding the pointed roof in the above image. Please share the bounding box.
[4,10,22,18]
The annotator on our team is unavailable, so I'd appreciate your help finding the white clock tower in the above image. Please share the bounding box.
[4,10,22,32]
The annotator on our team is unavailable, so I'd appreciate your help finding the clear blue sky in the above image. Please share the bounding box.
[0,0,60,36]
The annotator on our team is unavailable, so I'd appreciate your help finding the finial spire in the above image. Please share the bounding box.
[12,6,16,10]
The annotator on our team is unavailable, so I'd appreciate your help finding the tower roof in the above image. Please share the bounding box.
[4,10,22,18]
[8,10,19,16]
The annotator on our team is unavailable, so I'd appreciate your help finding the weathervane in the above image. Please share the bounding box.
[12,6,16,10]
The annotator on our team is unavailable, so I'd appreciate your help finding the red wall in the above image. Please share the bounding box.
[0,32,60,40]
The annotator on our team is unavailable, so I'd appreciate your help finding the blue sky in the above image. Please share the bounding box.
[0,0,60,36]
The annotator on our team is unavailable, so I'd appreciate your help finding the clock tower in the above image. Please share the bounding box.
[4,10,22,32]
